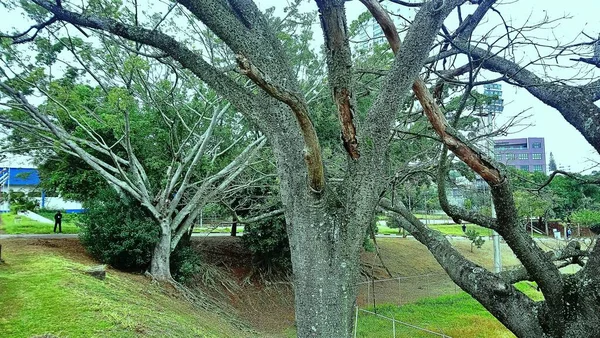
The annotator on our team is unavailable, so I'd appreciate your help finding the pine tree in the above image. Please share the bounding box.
[549,152,558,171]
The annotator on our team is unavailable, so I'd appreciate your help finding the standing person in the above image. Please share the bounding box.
[54,211,62,233]
[461,224,467,233]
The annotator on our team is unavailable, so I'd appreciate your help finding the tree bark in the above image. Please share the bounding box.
[150,221,172,281]
[287,201,362,338]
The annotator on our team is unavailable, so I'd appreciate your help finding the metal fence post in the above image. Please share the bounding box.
[392,313,396,338]
[398,278,402,305]
[354,305,359,338]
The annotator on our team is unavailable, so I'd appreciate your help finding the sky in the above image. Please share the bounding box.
[1,0,599,171]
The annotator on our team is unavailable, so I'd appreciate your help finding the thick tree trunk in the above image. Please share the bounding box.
[150,222,172,281]
[288,210,362,338]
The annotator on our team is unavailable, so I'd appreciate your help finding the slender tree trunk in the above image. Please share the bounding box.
[150,221,172,281]
[230,213,238,237]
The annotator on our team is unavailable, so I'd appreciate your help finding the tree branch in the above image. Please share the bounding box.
[236,55,325,193]
[317,0,360,160]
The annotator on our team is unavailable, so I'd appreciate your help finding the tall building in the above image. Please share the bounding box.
[494,138,547,173]
[357,18,386,46]
[483,83,504,113]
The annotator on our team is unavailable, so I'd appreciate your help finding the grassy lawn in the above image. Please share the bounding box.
[0,213,79,234]
[193,226,244,234]
[0,240,252,337]
[377,224,490,236]
[355,292,518,338]
[412,213,451,220]
[428,224,491,236]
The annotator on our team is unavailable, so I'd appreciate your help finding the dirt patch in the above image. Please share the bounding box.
[190,237,296,335]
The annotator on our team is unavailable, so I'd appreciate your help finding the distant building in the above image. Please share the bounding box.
[483,83,504,114]
[0,167,83,213]
[494,138,547,173]
[356,18,386,46]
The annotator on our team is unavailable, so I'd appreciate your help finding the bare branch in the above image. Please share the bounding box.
[236,55,324,193]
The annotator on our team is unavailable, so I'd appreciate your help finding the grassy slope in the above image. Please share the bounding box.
[0,240,252,338]
[354,238,544,337]
[361,282,540,338]
[0,213,79,234]
[356,293,517,338]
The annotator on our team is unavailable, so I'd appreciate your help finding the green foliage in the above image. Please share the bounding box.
[465,229,485,252]
[7,191,38,213]
[464,198,473,210]
[571,209,600,227]
[363,216,380,252]
[241,216,291,271]
[79,188,159,271]
[38,155,108,202]
[170,245,203,284]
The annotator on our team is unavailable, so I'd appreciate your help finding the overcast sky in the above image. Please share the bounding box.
[1,0,599,171]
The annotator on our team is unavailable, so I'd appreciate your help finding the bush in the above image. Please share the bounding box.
[79,188,159,271]
[242,216,291,271]
[170,245,203,283]
[362,216,380,252]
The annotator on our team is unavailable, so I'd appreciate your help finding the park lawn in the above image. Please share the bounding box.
[37,210,81,224]
[193,226,244,234]
[428,224,491,236]
[0,240,252,338]
[0,213,79,234]
[355,292,516,338]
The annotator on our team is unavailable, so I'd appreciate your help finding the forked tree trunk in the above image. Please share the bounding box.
[150,222,172,281]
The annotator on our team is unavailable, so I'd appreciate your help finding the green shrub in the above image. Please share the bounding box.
[79,188,159,271]
[363,216,380,252]
[242,215,291,271]
[170,245,202,284]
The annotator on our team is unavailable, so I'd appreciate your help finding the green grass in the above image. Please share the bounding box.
[38,210,81,224]
[355,293,515,338]
[0,213,79,234]
[428,224,491,236]
[377,225,402,235]
[413,214,450,220]
[514,281,544,301]
[377,224,490,236]
[0,241,251,337]
[193,226,244,234]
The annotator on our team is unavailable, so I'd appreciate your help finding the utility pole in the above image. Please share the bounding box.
[486,106,502,273]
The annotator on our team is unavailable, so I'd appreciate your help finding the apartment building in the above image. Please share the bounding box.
[494,137,546,173]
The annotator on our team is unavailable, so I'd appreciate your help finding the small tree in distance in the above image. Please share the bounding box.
[465,229,486,253]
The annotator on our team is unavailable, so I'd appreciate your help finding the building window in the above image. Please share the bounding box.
[532,142,542,149]
[506,153,516,160]
[518,153,529,160]
[495,154,502,161]
[533,165,543,172]
[532,153,542,160]
[520,165,529,171]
